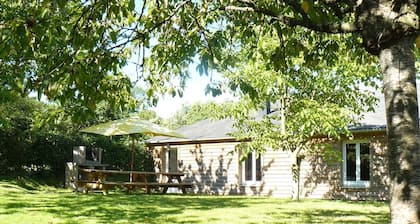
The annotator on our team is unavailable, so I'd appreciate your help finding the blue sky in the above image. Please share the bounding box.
[151,74,233,118]
[123,60,233,119]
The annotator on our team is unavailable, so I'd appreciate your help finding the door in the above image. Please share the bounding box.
[168,148,178,173]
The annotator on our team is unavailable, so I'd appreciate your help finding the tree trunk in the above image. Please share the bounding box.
[380,36,420,224]
[291,154,302,201]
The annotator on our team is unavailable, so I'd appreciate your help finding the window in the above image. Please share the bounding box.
[342,142,370,188]
[242,152,262,185]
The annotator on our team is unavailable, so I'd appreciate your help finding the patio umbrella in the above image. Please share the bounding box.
[80,116,184,173]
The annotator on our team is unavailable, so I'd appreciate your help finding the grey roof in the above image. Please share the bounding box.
[349,89,387,132]
[147,119,236,144]
[148,98,387,145]
[148,97,388,145]
[149,85,420,144]
[350,82,420,132]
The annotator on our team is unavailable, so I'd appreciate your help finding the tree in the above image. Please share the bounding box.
[1,1,419,222]
[0,0,137,120]
[218,33,379,200]
[0,95,41,173]
[165,102,227,128]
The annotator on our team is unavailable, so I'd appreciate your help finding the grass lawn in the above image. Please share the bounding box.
[0,178,390,224]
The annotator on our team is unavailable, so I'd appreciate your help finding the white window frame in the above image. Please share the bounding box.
[241,151,263,186]
[342,141,371,188]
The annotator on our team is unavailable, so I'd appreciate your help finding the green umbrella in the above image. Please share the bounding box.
[80,116,184,173]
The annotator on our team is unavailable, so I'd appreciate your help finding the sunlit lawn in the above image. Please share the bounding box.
[0,178,390,224]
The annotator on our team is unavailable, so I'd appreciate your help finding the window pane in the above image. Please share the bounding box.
[245,153,253,181]
[256,155,262,181]
[360,143,370,181]
[346,144,356,181]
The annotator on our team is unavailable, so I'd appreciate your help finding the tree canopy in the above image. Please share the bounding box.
[164,101,229,128]
[220,32,380,151]
[0,0,136,120]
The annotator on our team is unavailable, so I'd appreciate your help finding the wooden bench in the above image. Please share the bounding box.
[77,180,193,195]
[77,169,193,195]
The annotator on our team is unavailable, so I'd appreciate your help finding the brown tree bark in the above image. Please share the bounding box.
[380,36,420,224]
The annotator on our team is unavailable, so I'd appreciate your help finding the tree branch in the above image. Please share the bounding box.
[236,0,256,7]
[135,0,191,38]
[191,14,217,69]
[321,0,357,16]
[283,0,311,22]
[221,4,359,34]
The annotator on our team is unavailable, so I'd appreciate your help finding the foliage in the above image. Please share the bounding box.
[0,179,390,224]
[88,136,154,172]
[217,33,380,158]
[0,0,412,150]
[0,95,42,173]
[165,101,229,129]
[0,0,137,121]
[0,1,417,137]
[0,96,153,182]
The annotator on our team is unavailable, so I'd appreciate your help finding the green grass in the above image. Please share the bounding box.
[0,178,390,224]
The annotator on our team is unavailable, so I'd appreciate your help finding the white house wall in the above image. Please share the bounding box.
[250,150,294,197]
[149,132,390,200]
[151,142,240,195]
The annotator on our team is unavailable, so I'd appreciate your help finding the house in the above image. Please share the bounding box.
[146,93,391,200]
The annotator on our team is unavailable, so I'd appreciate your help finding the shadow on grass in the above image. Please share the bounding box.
[266,200,389,224]
[0,180,390,224]
[273,209,389,224]
[49,193,251,223]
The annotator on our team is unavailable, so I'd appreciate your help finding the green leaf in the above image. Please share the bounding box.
[128,0,135,11]
[205,84,222,97]
[110,31,118,43]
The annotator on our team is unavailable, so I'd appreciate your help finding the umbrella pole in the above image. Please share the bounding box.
[130,137,135,182]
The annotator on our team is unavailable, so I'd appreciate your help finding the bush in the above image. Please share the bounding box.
[88,135,154,172]
[0,96,154,185]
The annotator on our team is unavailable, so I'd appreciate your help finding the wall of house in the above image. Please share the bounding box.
[148,132,390,200]
[300,133,390,200]
[149,142,297,196]
[150,142,241,195]
[243,149,294,197]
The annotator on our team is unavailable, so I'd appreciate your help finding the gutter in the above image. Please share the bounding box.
[146,137,248,147]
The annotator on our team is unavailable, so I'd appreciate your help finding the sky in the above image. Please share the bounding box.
[151,74,233,118]
[123,61,234,119]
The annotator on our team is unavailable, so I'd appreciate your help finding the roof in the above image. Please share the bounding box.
[148,100,387,146]
[149,87,412,145]
[348,89,387,132]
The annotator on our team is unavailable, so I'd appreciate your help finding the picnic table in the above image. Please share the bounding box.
[77,168,192,195]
